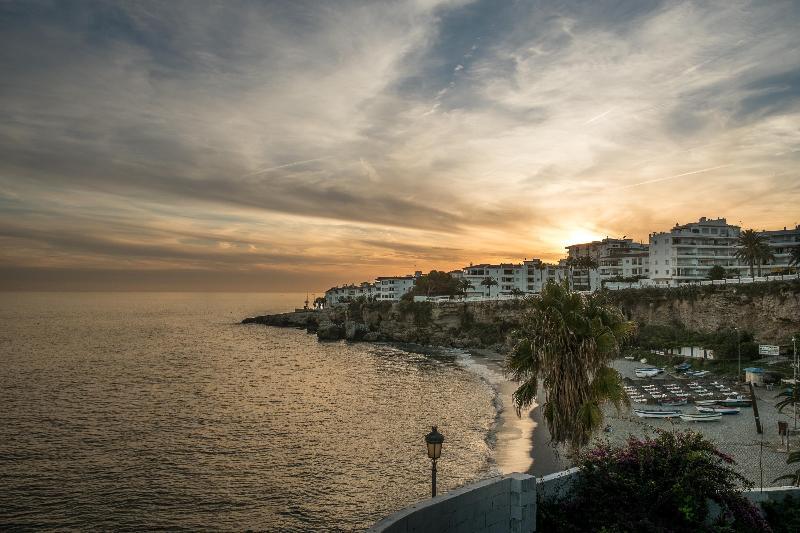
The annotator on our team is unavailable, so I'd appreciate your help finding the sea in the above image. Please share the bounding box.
[0,292,513,531]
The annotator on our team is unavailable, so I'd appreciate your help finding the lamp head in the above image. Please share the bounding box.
[425,426,444,460]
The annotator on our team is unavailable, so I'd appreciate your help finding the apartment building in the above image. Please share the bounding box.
[566,238,649,290]
[376,272,421,300]
[325,281,378,306]
[760,225,800,272]
[460,259,565,296]
[648,217,744,284]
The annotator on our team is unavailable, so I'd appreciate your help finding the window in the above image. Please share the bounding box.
[702,228,709,234]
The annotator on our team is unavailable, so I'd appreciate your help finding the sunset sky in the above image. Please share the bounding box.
[1,0,799,291]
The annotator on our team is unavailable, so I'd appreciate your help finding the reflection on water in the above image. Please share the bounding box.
[0,293,496,531]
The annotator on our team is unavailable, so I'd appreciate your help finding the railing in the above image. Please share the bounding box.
[604,272,799,291]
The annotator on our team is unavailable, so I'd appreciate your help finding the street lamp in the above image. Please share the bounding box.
[735,327,741,382]
[425,426,444,498]
[793,336,798,431]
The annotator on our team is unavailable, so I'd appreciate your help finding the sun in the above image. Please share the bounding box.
[567,228,602,245]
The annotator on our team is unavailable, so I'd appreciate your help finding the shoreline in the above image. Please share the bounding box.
[465,349,564,478]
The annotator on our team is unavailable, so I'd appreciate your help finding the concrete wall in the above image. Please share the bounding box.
[372,468,800,533]
[369,473,535,533]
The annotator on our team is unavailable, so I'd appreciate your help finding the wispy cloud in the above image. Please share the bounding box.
[0,0,798,290]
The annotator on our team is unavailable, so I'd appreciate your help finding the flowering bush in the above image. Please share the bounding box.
[538,430,770,532]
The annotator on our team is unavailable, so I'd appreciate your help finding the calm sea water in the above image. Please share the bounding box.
[0,293,498,531]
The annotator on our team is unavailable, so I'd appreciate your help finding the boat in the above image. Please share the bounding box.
[695,399,723,406]
[633,409,682,418]
[674,362,691,371]
[635,368,662,378]
[660,399,688,406]
[696,406,740,415]
[717,398,751,407]
[680,413,722,422]
[624,355,635,361]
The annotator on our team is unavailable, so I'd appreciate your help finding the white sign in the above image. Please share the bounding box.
[759,344,780,356]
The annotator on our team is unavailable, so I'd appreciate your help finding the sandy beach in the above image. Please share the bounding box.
[600,359,799,488]
[467,350,565,477]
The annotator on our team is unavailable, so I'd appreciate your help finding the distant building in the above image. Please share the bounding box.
[648,217,744,284]
[759,225,800,272]
[376,271,421,301]
[566,237,649,290]
[460,259,565,296]
[324,281,378,306]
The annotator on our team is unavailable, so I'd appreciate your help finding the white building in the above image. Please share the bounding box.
[325,282,378,306]
[376,271,421,301]
[648,217,745,285]
[460,259,566,297]
[759,225,800,272]
[566,238,649,290]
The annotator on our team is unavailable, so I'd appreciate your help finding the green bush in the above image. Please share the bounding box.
[538,430,769,532]
[397,300,433,326]
[761,495,800,533]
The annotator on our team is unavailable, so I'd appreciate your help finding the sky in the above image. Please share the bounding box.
[1,0,799,292]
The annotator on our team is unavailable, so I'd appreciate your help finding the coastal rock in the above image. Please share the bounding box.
[362,332,382,342]
[317,323,345,341]
[344,321,368,341]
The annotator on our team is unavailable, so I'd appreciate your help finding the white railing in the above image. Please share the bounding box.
[603,272,799,291]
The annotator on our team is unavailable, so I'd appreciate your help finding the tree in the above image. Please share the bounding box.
[410,270,462,297]
[313,296,327,309]
[790,247,800,269]
[707,265,726,280]
[459,278,473,296]
[576,256,599,290]
[509,287,525,298]
[480,276,498,297]
[735,229,768,277]
[756,241,775,277]
[507,281,634,450]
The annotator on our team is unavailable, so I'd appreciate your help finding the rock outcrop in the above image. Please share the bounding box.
[241,280,800,348]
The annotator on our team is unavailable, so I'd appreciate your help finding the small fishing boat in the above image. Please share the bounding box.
[624,355,635,360]
[717,398,751,407]
[635,368,662,378]
[680,413,722,422]
[695,399,723,406]
[696,406,740,415]
[634,409,682,418]
[674,362,691,371]
[661,399,688,406]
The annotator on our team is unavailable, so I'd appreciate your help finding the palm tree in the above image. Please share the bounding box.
[790,247,800,270]
[459,279,474,297]
[507,281,634,451]
[564,256,576,290]
[735,229,768,277]
[756,242,774,277]
[313,296,327,309]
[509,288,525,299]
[480,277,498,298]
[577,256,599,290]
[775,449,800,486]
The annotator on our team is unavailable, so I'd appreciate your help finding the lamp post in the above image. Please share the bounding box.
[425,426,444,498]
[735,327,741,382]
[793,336,798,431]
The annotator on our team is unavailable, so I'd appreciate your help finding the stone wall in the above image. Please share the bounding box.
[368,473,535,533]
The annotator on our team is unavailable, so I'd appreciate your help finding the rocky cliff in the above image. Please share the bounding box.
[242,280,800,348]
[242,299,529,351]
[607,280,800,343]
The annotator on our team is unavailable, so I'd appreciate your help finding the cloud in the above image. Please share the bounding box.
[0,0,799,289]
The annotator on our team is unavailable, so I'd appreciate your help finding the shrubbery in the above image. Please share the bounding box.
[635,323,758,361]
[538,430,769,532]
